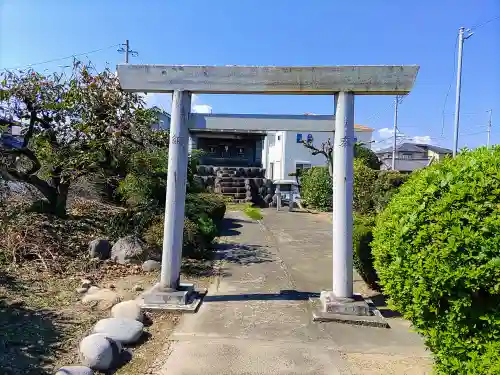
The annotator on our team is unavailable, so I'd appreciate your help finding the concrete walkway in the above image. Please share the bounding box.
[158,210,432,375]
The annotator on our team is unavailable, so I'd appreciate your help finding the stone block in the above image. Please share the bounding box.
[143,283,194,306]
[319,291,371,316]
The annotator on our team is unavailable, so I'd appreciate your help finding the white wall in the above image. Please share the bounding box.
[264,130,373,180]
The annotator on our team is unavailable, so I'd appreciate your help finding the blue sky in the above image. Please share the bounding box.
[1,0,499,150]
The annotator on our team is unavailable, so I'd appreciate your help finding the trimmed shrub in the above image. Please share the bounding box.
[371,146,500,374]
[354,143,381,170]
[185,193,226,225]
[352,214,379,290]
[353,160,378,214]
[300,166,332,211]
[144,216,210,259]
[143,192,227,259]
[372,170,408,213]
[106,202,161,240]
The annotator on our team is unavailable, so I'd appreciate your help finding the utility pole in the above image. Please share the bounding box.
[117,39,138,63]
[452,27,474,157]
[487,109,492,148]
[391,95,399,170]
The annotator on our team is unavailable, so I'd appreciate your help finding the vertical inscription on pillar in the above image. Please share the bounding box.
[171,135,184,145]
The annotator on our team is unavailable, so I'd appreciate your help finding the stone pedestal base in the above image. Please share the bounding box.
[320,291,371,316]
[310,291,389,328]
[139,282,205,313]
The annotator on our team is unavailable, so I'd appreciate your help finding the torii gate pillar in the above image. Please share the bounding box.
[331,92,355,298]
[116,65,419,317]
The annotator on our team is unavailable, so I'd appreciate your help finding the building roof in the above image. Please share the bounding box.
[415,144,452,154]
[376,142,452,155]
[354,124,374,132]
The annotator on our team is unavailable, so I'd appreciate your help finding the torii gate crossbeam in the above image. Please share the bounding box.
[116,64,419,319]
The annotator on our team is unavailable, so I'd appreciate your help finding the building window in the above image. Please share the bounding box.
[401,153,413,160]
[268,134,276,147]
[277,135,281,141]
[295,162,312,171]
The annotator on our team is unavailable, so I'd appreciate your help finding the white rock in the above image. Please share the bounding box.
[55,365,94,375]
[93,317,144,344]
[78,334,115,371]
[86,286,100,294]
[111,300,143,322]
[82,288,121,310]
[142,259,161,272]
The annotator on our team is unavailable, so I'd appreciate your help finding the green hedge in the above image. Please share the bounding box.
[352,214,379,290]
[144,215,216,259]
[185,193,226,224]
[143,193,227,259]
[372,170,408,213]
[372,147,500,374]
[300,166,332,211]
[353,160,378,214]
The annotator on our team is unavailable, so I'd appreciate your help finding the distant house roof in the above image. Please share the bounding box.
[415,144,452,154]
[354,124,374,132]
[376,143,452,155]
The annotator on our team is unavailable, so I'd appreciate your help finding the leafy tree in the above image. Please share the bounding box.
[354,143,381,170]
[0,61,159,216]
[300,166,332,211]
[302,138,334,176]
[302,138,379,176]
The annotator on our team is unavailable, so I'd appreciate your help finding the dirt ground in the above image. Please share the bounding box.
[0,258,216,375]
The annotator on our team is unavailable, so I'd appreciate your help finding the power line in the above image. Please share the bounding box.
[3,44,121,71]
[471,15,500,31]
[441,34,459,137]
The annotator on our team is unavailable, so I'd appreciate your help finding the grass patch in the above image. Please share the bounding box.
[243,205,263,220]
[227,202,263,220]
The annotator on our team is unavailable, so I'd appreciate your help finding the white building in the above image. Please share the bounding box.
[153,112,374,178]
[264,125,373,180]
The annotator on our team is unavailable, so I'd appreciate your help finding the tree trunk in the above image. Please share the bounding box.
[0,167,70,217]
[49,183,69,217]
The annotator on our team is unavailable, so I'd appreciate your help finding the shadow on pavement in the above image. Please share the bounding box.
[204,290,320,302]
[216,243,273,265]
[219,217,254,236]
[370,294,402,318]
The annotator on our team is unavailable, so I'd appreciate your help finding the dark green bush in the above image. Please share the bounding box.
[353,160,407,215]
[143,192,227,259]
[372,170,408,212]
[144,215,217,259]
[185,193,226,224]
[353,160,378,214]
[106,202,161,240]
[300,166,332,211]
[354,143,381,170]
[352,214,379,291]
[372,146,500,374]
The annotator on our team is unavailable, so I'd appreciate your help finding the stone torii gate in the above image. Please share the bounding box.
[116,65,419,320]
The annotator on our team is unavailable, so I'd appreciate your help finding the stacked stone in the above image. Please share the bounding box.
[263,179,274,205]
[193,165,269,203]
